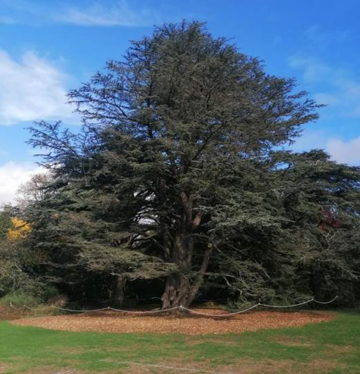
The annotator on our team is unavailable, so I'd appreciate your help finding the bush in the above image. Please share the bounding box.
[0,291,41,308]
[0,284,61,307]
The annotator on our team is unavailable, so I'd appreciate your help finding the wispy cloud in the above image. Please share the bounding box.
[289,25,360,166]
[0,50,78,125]
[0,0,163,27]
[289,24,359,117]
[303,25,351,49]
[0,15,16,24]
[55,1,160,27]
[289,56,360,118]
[288,57,335,84]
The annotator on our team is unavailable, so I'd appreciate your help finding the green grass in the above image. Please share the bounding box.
[0,312,359,373]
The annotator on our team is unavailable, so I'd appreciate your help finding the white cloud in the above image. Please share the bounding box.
[55,1,160,27]
[327,137,360,165]
[0,50,78,125]
[0,162,44,205]
[288,56,360,117]
[292,131,360,165]
[291,130,327,152]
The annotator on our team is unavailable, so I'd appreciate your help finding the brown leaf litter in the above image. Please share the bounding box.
[11,309,333,335]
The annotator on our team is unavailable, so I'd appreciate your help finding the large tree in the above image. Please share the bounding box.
[27,21,334,308]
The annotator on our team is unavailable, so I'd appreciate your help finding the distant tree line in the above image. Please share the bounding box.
[1,21,359,309]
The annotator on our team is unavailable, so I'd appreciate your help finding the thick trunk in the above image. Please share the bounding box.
[161,232,193,309]
[113,275,126,307]
[161,274,190,309]
[161,245,212,309]
[161,192,209,310]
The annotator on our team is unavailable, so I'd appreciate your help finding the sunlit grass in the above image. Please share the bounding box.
[0,312,359,373]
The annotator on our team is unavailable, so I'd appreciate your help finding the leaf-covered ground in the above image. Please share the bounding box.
[0,312,359,373]
[11,310,332,335]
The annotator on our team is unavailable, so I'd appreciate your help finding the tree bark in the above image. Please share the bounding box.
[161,247,212,309]
[185,246,212,307]
[161,232,192,309]
[113,275,126,307]
[161,192,210,310]
[161,274,190,309]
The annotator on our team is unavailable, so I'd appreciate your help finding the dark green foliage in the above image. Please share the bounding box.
[271,150,360,304]
[0,206,13,239]
[0,230,52,299]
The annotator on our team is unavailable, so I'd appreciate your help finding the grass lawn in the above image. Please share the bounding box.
[0,312,359,373]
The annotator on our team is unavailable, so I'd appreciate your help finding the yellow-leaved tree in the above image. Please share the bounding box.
[7,217,31,240]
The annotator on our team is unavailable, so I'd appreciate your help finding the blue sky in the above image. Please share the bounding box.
[0,0,359,203]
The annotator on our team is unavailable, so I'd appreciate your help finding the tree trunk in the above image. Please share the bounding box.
[161,232,192,309]
[161,192,209,310]
[184,246,212,307]
[161,242,212,309]
[161,274,190,309]
[113,275,126,307]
